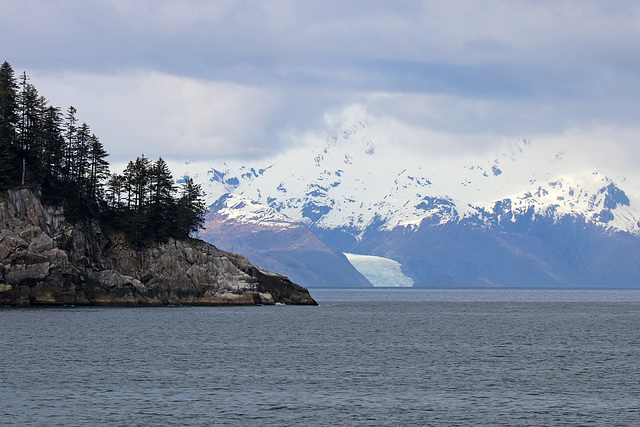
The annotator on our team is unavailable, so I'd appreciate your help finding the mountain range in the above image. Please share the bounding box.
[171,117,640,287]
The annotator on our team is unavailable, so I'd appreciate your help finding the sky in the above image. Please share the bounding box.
[2,0,640,179]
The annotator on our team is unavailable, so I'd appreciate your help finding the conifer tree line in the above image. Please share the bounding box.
[0,62,108,201]
[106,155,207,245]
[0,61,206,246]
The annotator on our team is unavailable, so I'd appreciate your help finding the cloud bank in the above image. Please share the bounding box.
[2,0,640,176]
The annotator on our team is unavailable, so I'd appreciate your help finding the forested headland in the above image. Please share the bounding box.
[0,61,206,247]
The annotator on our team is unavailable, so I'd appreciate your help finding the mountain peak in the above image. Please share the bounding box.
[209,193,301,231]
[170,127,640,238]
[174,125,640,287]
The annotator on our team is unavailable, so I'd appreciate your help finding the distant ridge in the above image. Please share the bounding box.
[173,118,640,287]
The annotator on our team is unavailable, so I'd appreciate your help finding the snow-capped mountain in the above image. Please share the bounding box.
[173,117,640,287]
[173,120,639,236]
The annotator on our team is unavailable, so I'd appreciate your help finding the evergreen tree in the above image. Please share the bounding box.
[17,73,48,185]
[62,106,77,181]
[87,133,109,200]
[17,72,39,153]
[149,158,174,208]
[0,61,19,188]
[148,157,176,240]
[73,122,91,193]
[121,160,136,210]
[176,178,206,238]
[0,61,18,145]
[105,173,125,208]
[131,155,151,214]
[117,155,152,247]
[1,61,208,247]
[39,106,65,180]
[105,158,206,246]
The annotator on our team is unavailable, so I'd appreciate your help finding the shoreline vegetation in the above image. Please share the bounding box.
[0,61,205,248]
[0,61,316,306]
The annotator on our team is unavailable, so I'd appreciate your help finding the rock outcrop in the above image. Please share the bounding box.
[0,189,316,306]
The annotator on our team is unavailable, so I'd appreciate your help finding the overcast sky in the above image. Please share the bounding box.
[2,0,640,177]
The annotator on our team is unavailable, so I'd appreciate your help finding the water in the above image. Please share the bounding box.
[2,288,640,426]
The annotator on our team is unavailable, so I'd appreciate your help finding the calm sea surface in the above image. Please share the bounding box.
[2,288,640,426]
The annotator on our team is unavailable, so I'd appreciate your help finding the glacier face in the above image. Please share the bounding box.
[172,116,640,287]
[344,253,413,287]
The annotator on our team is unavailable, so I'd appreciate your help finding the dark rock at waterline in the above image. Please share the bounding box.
[0,189,316,306]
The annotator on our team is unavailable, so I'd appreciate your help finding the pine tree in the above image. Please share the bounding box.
[17,72,47,185]
[149,158,174,207]
[106,157,207,246]
[39,106,64,180]
[17,72,38,153]
[117,155,152,247]
[176,178,206,238]
[73,122,91,193]
[148,157,176,240]
[0,62,18,145]
[2,61,209,246]
[62,106,77,182]
[0,61,19,188]
[131,155,151,213]
[87,133,109,200]
[106,173,125,208]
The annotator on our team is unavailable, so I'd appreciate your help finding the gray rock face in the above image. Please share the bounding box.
[0,189,316,306]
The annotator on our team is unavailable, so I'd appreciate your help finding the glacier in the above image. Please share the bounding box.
[344,253,413,287]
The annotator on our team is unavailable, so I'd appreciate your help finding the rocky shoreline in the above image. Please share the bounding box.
[0,189,316,306]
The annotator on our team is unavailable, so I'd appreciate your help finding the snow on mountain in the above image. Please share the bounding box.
[169,116,640,237]
[473,172,639,233]
[171,112,640,287]
[208,193,299,230]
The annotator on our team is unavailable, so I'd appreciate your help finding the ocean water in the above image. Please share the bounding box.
[2,288,640,426]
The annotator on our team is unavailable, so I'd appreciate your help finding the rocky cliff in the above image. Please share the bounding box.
[0,189,316,306]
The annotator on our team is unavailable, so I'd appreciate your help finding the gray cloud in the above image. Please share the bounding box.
[2,0,640,171]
